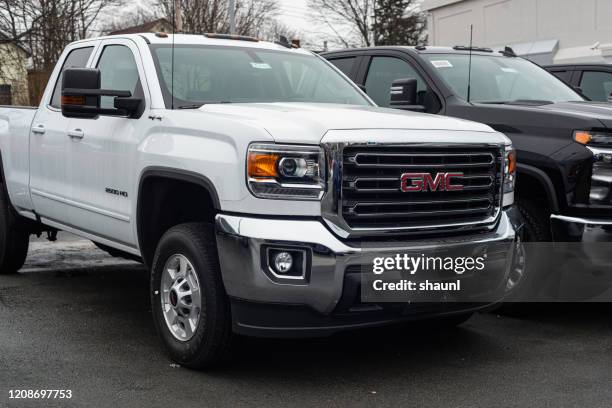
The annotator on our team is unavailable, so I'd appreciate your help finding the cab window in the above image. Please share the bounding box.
[550,70,572,85]
[329,57,357,77]
[96,45,142,109]
[364,56,430,108]
[580,71,612,102]
[50,46,94,108]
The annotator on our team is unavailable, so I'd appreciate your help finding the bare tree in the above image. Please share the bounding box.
[0,0,121,104]
[307,0,373,47]
[258,19,300,43]
[100,5,161,34]
[156,0,278,37]
[308,0,427,48]
[1,0,121,69]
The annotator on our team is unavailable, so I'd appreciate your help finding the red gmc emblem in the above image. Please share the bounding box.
[400,172,464,192]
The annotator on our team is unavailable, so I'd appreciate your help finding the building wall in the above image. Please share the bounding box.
[0,43,30,106]
[424,0,612,50]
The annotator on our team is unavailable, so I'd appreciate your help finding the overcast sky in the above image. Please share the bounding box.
[278,0,310,31]
[277,0,356,49]
[101,0,350,50]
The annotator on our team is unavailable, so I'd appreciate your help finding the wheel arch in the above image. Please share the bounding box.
[136,166,221,267]
[516,163,560,213]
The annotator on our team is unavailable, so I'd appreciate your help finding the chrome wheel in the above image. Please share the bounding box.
[161,254,202,341]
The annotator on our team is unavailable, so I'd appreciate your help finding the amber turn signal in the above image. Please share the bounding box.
[61,95,86,105]
[507,150,516,174]
[248,153,279,178]
[574,131,593,145]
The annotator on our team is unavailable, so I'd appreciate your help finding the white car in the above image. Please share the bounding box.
[0,33,522,368]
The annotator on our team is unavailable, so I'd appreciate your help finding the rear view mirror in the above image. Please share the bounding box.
[390,78,426,112]
[61,68,142,118]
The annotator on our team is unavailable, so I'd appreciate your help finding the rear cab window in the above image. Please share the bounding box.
[328,57,357,77]
[549,70,572,84]
[579,71,612,102]
[50,46,94,108]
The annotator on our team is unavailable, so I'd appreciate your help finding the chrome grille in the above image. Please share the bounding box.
[341,145,504,231]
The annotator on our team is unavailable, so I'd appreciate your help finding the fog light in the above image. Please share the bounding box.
[273,252,293,274]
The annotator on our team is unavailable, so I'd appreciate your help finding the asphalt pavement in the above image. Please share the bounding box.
[1,233,611,408]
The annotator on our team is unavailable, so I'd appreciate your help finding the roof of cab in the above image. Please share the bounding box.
[68,33,312,55]
[322,45,512,58]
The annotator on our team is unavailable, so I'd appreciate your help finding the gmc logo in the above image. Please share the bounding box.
[400,172,464,192]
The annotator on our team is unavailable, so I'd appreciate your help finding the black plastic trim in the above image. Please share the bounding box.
[516,163,560,212]
[230,298,495,338]
[136,166,221,264]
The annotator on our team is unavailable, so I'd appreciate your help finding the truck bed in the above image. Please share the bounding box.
[0,105,39,212]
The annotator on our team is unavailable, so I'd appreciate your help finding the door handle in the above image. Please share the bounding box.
[68,129,85,139]
[31,125,45,135]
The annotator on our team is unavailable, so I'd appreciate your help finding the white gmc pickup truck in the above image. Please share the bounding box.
[0,33,523,368]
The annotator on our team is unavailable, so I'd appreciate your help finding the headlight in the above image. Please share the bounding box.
[575,131,612,206]
[247,143,326,200]
[574,130,612,148]
[503,146,516,207]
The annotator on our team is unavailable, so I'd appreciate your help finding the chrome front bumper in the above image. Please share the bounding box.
[215,207,522,336]
[550,214,612,271]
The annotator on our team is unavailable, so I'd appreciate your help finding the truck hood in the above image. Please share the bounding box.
[198,103,500,144]
[472,100,612,128]
[538,101,612,124]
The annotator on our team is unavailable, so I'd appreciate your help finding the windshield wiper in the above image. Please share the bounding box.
[177,104,204,109]
[478,99,554,106]
[177,101,233,109]
[505,99,554,106]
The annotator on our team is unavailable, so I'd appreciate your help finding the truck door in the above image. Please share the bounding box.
[64,39,149,248]
[29,45,95,223]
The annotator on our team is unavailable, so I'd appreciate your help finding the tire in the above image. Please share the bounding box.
[517,198,552,242]
[497,197,551,315]
[0,184,30,275]
[150,223,232,369]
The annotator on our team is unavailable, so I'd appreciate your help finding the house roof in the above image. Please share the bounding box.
[0,31,30,56]
[108,18,173,35]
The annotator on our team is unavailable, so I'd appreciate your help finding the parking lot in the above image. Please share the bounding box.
[1,234,612,408]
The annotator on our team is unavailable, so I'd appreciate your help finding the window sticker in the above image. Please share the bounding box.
[431,60,453,68]
[250,62,272,70]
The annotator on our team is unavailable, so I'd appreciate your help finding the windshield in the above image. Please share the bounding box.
[424,54,584,104]
[149,45,370,108]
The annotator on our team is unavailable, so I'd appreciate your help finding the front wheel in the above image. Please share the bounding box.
[497,198,551,314]
[150,223,232,369]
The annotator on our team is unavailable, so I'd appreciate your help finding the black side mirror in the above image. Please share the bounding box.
[61,68,102,118]
[61,68,142,118]
[389,78,426,112]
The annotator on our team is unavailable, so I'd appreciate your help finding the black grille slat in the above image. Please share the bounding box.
[341,146,503,231]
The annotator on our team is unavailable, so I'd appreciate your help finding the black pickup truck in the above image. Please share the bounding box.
[323,46,612,288]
